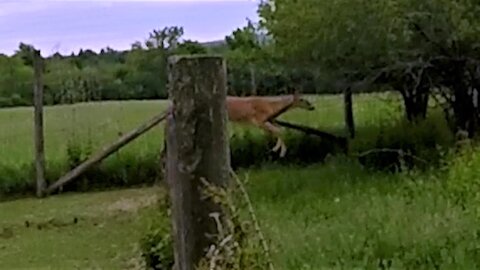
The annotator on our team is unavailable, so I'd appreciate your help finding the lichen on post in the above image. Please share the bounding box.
[166,55,230,270]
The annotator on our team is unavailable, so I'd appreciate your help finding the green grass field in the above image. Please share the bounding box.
[2,92,479,268]
[0,92,410,196]
[0,92,400,168]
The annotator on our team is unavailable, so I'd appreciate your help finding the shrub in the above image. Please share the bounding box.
[139,207,174,270]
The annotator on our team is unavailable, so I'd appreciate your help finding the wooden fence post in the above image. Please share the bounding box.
[166,55,230,269]
[344,86,356,139]
[33,49,46,198]
[250,64,257,96]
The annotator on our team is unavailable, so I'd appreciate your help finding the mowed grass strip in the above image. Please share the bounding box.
[0,186,164,269]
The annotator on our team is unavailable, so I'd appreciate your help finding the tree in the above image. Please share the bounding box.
[173,40,207,55]
[225,19,287,95]
[0,55,33,106]
[258,0,480,131]
[144,26,184,50]
[15,42,37,67]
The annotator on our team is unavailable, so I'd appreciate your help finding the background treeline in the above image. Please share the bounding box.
[0,24,324,109]
[2,0,480,137]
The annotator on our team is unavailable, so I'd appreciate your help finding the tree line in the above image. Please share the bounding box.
[2,0,480,136]
[0,24,322,109]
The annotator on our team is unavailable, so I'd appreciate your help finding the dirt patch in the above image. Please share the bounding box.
[104,193,159,214]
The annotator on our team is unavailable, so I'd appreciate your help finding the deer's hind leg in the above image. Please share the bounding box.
[272,134,283,153]
[258,121,287,157]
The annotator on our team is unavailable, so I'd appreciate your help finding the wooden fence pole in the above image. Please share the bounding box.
[166,55,230,270]
[250,63,257,96]
[33,49,46,198]
[344,86,356,139]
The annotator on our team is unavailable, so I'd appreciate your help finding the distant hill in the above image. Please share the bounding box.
[199,32,270,48]
[200,39,227,48]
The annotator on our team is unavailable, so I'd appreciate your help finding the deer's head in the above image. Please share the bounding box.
[292,91,315,111]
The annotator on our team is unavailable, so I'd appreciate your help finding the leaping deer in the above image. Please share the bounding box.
[162,91,315,158]
[225,92,315,157]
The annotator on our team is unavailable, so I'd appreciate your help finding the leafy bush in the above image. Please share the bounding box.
[139,205,174,270]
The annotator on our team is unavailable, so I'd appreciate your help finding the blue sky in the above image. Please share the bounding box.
[0,0,259,56]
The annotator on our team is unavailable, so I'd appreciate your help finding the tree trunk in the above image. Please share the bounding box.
[443,60,479,137]
[401,85,429,122]
[452,86,477,137]
[166,55,230,270]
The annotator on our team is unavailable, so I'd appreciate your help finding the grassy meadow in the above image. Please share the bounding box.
[0,92,413,196]
[0,92,398,165]
[2,92,480,268]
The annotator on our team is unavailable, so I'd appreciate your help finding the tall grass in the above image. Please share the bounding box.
[140,144,480,269]
[236,146,480,269]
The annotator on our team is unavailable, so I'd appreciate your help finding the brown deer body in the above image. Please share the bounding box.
[225,93,315,157]
[163,92,314,158]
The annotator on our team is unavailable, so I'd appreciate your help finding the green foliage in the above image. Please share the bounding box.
[174,40,208,55]
[0,55,34,107]
[258,0,401,82]
[258,0,480,127]
[139,200,174,270]
[0,26,220,107]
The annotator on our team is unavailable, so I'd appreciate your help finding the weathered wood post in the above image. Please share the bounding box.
[344,86,356,139]
[166,55,230,269]
[250,64,257,96]
[33,49,46,197]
